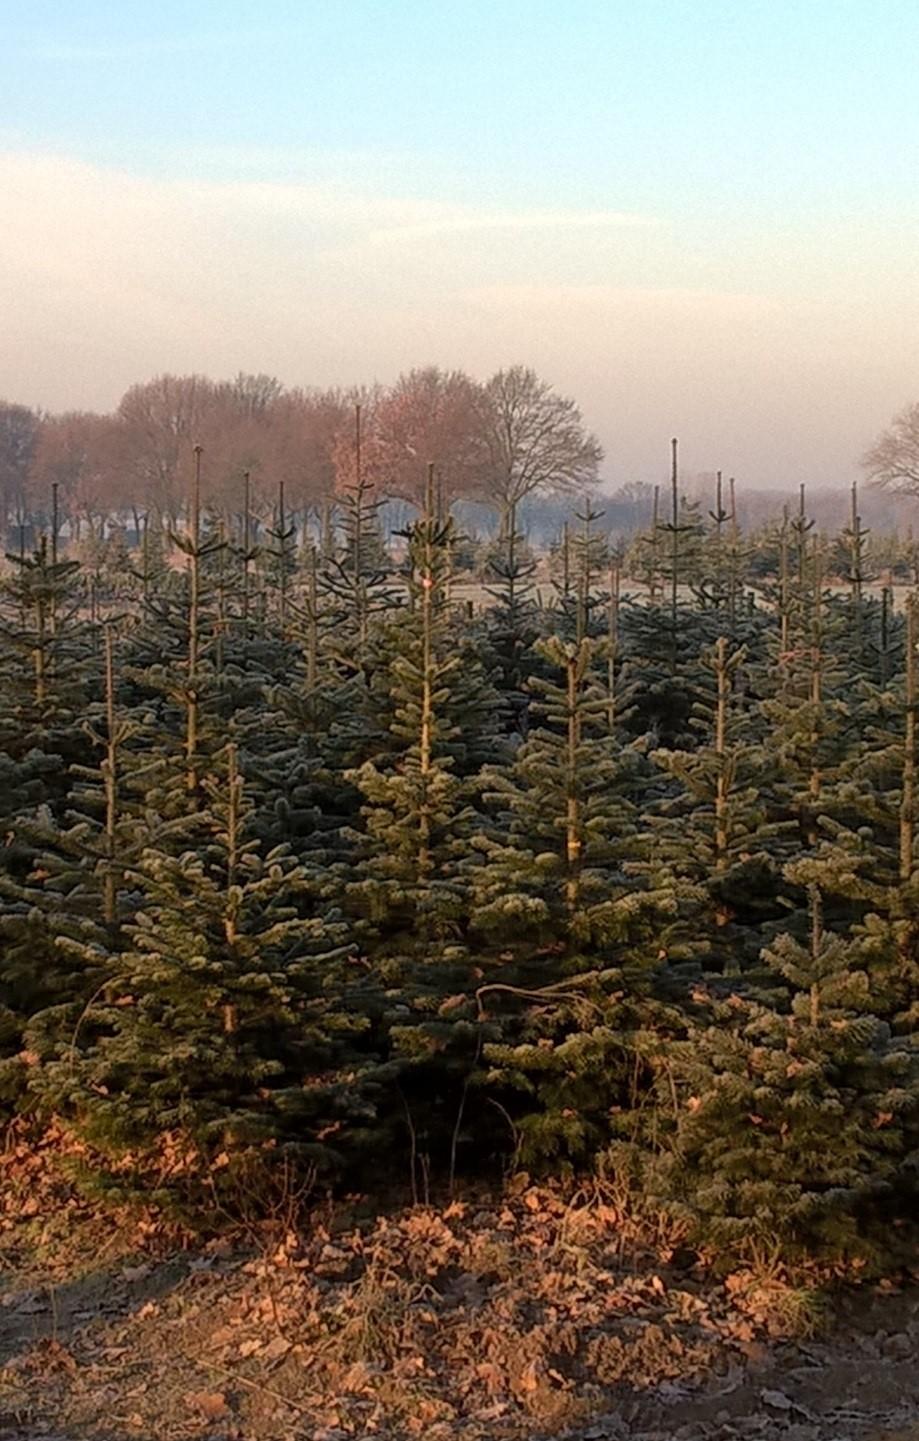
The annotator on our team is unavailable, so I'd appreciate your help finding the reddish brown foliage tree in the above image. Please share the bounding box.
[374,367,487,506]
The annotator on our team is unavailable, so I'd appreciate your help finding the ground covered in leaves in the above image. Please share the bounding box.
[0,1131,915,1441]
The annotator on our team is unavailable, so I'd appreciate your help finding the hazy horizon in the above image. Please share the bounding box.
[4,1,918,491]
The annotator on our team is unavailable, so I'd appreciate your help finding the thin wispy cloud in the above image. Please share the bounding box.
[0,151,669,431]
[0,152,656,252]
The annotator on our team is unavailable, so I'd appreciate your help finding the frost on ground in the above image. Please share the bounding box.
[0,1132,915,1441]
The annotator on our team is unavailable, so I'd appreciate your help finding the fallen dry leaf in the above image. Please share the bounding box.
[184,1390,230,1420]
[262,1334,291,1362]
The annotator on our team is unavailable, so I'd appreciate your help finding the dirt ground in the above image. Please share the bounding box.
[0,1133,914,1441]
[0,1281,916,1441]
[565,1283,919,1441]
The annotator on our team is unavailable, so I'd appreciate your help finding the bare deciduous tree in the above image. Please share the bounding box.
[327,385,386,498]
[476,366,602,531]
[223,371,284,421]
[4,365,610,544]
[863,403,919,494]
[31,411,124,539]
[0,402,41,536]
[116,373,287,522]
[374,366,486,506]
[116,374,213,522]
[269,386,349,519]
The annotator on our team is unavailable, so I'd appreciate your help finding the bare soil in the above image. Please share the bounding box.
[0,1131,914,1441]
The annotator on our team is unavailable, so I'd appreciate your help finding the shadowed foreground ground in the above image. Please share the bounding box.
[0,1134,915,1441]
[0,1220,915,1441]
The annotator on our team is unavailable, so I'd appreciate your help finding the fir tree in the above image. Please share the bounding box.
[0,536,95,801]
[482,499,540,736]
[650,636,793,960]
[344,468,480,935]
[655,877,918,1258]
[37,744,364,1191]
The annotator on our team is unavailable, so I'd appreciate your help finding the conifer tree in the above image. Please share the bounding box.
[0,625,150,1100]
[631,484,664,602]
[332,471,504,1183]
[699,473,748,630]
[760,536,851,847]
[818,593,919,1028]
[321,404,396,657]
[650,636,793,962]
[0,419,915,1254]
[470,635,644,941]
[0,536,94,783]
[38,743,363,1192]
[831,479,879,667]
[125,445,230,822]
[603,556,638,735]
[659,438,704,671]
[344,467,478,933]
[466,634,686,1169]
[655,874,917,1258]
[482,499,540,736]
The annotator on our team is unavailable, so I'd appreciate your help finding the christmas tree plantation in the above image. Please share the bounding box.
[0,457,917,1266]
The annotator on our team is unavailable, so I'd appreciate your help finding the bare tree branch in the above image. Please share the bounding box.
[862,403,919,494]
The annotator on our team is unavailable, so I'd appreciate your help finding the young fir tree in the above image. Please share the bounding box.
[38,743,366,1195]
[320,404,398,660]
[122,445,231,823]
[618,445,732,747]
[658,438,705,670]
[698,473,748,631]
[231,469,260,637]
[481,499,540,738]
[208,488,322,863]
[236,448,398,877]
[601,553,640,737]
[832,479,876,668]
[652,873,917,1260]
[0,536,101,1087]
[548,520,576,630]
[814,593,919,1029]
[469,635,644,944]
[0,536,96,824]
[569,500,611,643]
[758,534,852,848]
[343,468,479,937]
[630,483,664,603]
[123,514,184,625]
[649,637,794,968]
[232,546,360,878]
[299,408,409,778]
[466,633,692,1170]
[262,480,298,638]
[336,469,503,1186]
[0,626,157,1099]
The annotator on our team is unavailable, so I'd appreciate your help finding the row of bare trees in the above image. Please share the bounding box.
[0,365,603,541]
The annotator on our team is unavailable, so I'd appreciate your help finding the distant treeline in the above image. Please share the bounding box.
[3,369,917,559]
[0,366,601,544]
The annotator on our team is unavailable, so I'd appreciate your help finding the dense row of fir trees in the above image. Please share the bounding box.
[0,447,917,1268]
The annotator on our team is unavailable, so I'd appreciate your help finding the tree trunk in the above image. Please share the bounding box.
[186,445,202,793]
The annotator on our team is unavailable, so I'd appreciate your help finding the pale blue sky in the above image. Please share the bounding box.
[2,1,918,488]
